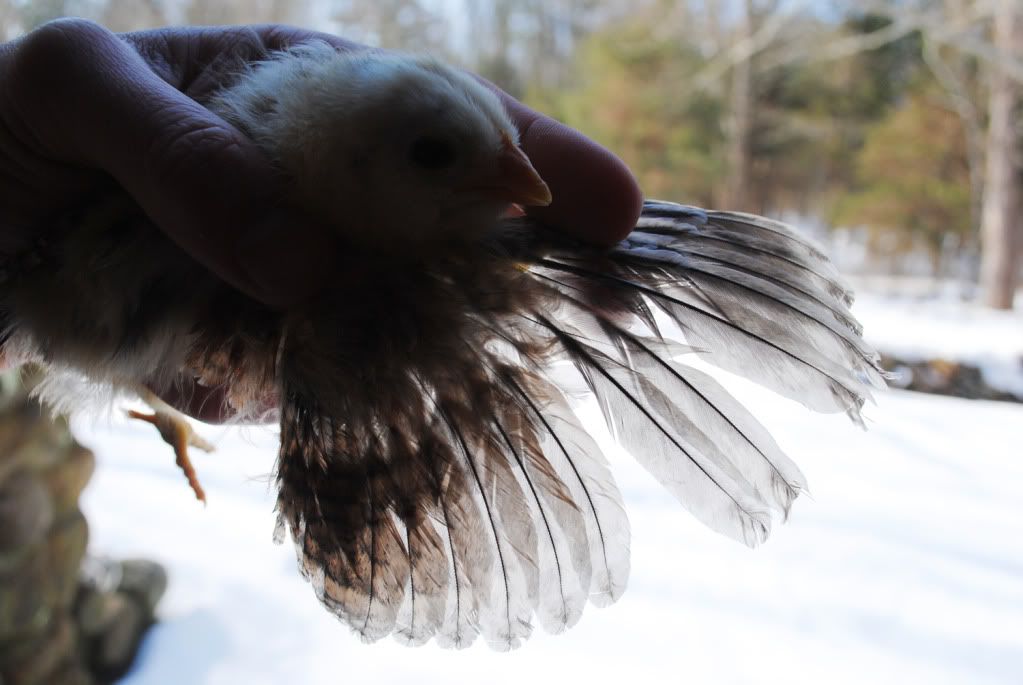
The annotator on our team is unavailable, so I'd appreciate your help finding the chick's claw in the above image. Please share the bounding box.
[127,407,214,504]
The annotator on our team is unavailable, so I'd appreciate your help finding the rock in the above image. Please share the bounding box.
[0,511,88,639]
[0,617,77,685]
[74,586,111,638]
[47,513,89,612]
[43,663,93,685]
[0,543,52,637]
[0,630,45,679]
[117,560,168,618]
[0,389,161,685]
[0,404,44,483]
[83,592,149,683]
[879,354,1021,403]
[75,558,167,682]
[0,408,73,481]
[0,474,54,565]
[41,446,95,518]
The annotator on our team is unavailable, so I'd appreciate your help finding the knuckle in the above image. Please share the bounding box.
[8,18,112,103]
[15,18,109,69]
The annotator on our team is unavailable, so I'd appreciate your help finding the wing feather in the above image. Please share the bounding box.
[273,199,881,648]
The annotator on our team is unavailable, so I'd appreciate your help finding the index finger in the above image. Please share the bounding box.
[498,97,643,246]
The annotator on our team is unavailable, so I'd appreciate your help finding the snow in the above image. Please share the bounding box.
[76,372,1023,684]
[852,289,1023,397]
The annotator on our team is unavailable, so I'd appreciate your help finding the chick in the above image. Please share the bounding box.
[0,43,884,649]
[210,46,553,251]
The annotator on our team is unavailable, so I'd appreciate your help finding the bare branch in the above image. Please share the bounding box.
[689,0,803,92]
[685,0,1023,87]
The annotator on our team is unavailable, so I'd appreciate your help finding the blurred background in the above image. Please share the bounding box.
[0,1,1020,684]
[2,0,1021,305]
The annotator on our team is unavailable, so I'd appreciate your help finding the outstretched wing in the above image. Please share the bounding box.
[273,200,883,649]
[521,202,884,541]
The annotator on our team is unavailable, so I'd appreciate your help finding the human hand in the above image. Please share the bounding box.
[0,20,642,421]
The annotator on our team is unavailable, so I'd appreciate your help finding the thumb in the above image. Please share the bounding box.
[4,19,335,308]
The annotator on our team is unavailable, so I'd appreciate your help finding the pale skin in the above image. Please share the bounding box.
[0,20,643,498]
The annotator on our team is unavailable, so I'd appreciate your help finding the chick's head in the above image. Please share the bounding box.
[215,44,551,253]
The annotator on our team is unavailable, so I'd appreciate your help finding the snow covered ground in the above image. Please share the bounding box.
[852,287,1023,397]
[76,366,1023,684]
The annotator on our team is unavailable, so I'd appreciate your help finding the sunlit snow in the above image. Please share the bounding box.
[76,295,1023,685]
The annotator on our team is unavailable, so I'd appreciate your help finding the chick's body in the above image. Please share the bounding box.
[0,43,884,650]
[3,191,235,405]
[3,44,534,417]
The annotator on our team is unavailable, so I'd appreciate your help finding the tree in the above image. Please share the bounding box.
[533,15,728,207]
[181,0,311,26]
[979,3,1020,309]
[832,90,972,274]
[467,0,522,97]
[100,0,167,32]
[332,0,447,53]
[707,0,1022,306]
[722,0,756,211]
[17,0,71,30]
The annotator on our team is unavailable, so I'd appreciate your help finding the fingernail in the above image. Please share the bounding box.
[237,209,338,308]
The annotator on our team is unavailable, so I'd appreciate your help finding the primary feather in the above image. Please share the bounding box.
[0,43,882,650]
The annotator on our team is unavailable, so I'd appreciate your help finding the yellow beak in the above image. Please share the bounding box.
[465,133,553,207]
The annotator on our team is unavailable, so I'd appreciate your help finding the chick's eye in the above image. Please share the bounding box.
[408,136,457,170]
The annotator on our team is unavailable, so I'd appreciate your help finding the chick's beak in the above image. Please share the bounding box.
[466,133,552,207]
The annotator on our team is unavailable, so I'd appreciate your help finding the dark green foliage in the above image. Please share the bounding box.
[531,2,972,267]
[833,91,972,265]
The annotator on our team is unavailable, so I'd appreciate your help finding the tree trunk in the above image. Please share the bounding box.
[979,4,1021,310]
[723,0,755,211]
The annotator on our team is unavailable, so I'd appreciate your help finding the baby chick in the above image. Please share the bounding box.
[0,43,883,649]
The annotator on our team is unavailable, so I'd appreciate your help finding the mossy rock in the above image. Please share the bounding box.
[0,405,74,484]
[42,446,95,518]
[47,512,90,612]
[0,474,54,566]
[0,543,53,637]
[0,617,83,685]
